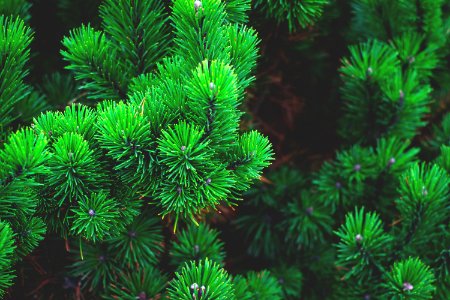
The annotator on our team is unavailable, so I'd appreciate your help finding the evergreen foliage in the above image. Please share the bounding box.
[0,16,33,133]
[167,259,235,300]
[1,0,272,298]
[0,0,449,299]
[254,0,329,32]
[0,0,31,22]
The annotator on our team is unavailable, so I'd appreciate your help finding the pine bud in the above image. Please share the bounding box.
[354,164,361,172]
[355,234,363,242]
[181,145,186,151]
[422,186,428,196]
[205,178,212,185]
[388,157,396,166]
[305,207,314,215]
[403,282,413,291]
[199,285,206,297]
[177,186,182,194]
[138,292,147,300]
[88,209,96,217]
[194,244,200,254]
[335,181,342,189]
[408,56,415,64]
[194,0,202,11]
[366,67,373,77]
[209,82,216,91]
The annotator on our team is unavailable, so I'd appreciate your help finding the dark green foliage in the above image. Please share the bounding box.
[69,242,121,289]
[170,223,225,268]
[271,265,303,299]
[335,207,392,279]
[396,163,449,247]
[0,0,31,22]
[254,0,329,32]
[282,190,333,248]
[0,221,15,297]
[425,113,450,154]
[314,137,419,212]
[234,270,283,300]
[351,0,446,45]
[69,211,163,291]
[39,72,80,108]
[105,212,163,267]
[104,266,167,300]
[57,0,102,29]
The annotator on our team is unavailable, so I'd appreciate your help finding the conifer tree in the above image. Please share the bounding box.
[0,0,449,299]
[1,0,273,297]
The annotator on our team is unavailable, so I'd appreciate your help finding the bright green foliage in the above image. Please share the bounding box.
[104,266,167,300]
[0,128,48,292]
[61,25,129,100]
[48,132,105,206]
[71,192,121,242]
[0,221,15,297]
[62,0,259,103]
[99,0,170,75]
[0,16,33,132]
[0,0,31,22]
[384,257,436,300]
[223,0,251,23]
[234,270,283,300]
[254,0,329,32]
[167,259,235,300]
[57,0,273,228]
[170,223,226,268]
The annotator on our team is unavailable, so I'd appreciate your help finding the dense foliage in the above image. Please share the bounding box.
[0,0,449,299]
